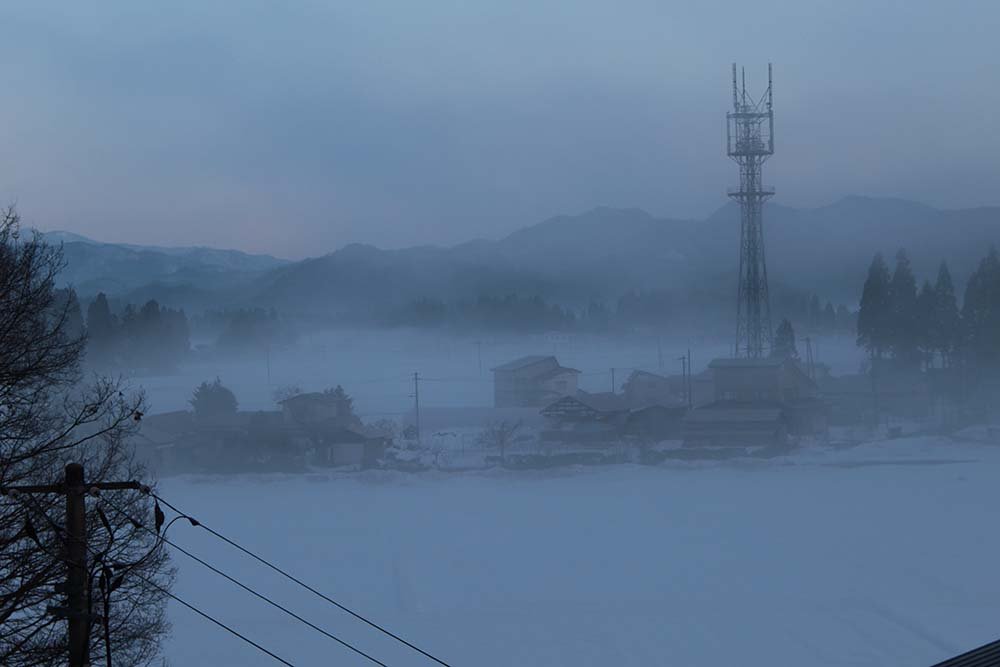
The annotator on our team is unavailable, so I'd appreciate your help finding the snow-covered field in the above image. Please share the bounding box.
[159,435,1000,667]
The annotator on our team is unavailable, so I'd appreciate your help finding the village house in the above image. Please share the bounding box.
[133,409,296,473]
[278,391,357,426]
[492,355,580,408]
[540,391,629,442]
[621,369,714,408]
[684,405,788,447]
[133,386,387,473]
[278,390,385,468]
[683,357,827,447]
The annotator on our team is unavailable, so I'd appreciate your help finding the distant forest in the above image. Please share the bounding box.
[385,285,855,336]
[52,293,297,372]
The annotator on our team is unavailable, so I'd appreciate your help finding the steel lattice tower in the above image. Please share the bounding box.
[727,63,775,359]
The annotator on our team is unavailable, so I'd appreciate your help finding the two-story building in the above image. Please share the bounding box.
[492,355,580,408]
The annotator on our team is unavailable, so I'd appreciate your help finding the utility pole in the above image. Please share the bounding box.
[2,463,142,667]
[412,372,421,444]
[65,463,88,667]
[678,354,688,407]
[610,367,616,394]
[474,340,483,375]
[687,348,693,408]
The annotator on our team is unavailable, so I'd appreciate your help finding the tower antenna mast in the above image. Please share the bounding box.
[726,62,776,358]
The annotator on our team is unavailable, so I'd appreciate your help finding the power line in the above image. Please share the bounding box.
[141,572,299,667]
[149,491,454,667]
[98,496,389,667]
[10,490,298,667]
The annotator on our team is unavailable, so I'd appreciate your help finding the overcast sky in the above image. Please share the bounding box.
[1,1,997,258]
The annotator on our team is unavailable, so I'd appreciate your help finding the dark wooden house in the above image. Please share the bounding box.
[540,391,629,442]
[683,357,827,447]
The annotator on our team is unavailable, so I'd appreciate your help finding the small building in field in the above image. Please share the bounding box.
[625,404,687,441]
[309,426,386,469]
[279,391,357,426]
[683,357,827,447]
[492,355,580,408]
[708,357,818,403]
[622,370,677,407]
[540,391,629,442]
[622,369,714,408]
[683,403,787,447]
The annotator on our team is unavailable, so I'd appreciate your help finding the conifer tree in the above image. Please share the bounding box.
[86,292,117,363]
[857,253,892,359]
[963,246,1000,366]
[888,249,919,367]
[932,261,961,367]
[915,280,937,368]
[771,318,798,360]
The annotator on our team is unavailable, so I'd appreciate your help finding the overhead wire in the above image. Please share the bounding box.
[148,491,454,667]
[98,495,389,667]
[9,492,298,667]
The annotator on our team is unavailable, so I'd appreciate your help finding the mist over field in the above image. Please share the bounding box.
[3,2,1000,667]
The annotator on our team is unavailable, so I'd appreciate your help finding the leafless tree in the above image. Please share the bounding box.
[478,420,522,463]
[0,207,173,666]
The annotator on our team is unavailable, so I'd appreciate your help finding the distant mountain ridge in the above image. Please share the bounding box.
[249,196,1000,317]
[38,230,289,299]
[45,196,1000,315]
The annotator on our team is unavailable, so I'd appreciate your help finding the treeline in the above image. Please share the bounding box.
[69,294,298,370]
[87,293,191,370]
[193,307,295,353]
[857,247,1000,371]
[619,287,854,333]
[390,288,852,334]
[389,295,577,331]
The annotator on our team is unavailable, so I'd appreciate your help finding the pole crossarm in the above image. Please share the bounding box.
[2,481,142,495]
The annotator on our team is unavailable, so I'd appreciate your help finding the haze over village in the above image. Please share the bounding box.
[2,2,1000,667]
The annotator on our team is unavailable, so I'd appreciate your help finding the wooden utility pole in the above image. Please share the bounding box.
[2,463,142,667]
[65,463,88,667]
[413,372,421,444]
[678,354,688,407]
[687,348,693,408]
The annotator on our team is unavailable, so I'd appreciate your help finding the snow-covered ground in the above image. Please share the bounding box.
[159,435,1000,667]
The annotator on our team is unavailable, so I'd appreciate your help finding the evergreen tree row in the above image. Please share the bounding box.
[86,293,191,371]
[856,248,1000,370]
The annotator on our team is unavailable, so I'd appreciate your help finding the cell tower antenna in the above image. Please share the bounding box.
[732,63,739,109]
[726,63,776,358]
[767,62,773,110]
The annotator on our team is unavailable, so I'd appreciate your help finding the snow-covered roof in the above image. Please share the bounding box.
[491,355,555,372]
[279,391,341,405]
[708,357,785,369]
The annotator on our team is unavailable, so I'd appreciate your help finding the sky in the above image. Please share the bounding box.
[1,1,998,258]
